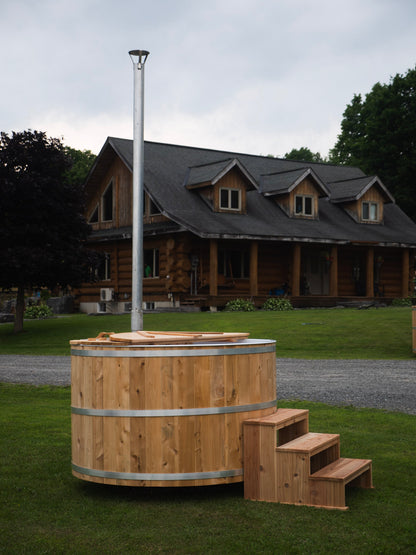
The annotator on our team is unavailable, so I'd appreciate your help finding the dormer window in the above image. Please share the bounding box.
[295,194,314,217]
[220,188,241,211]
[362,201,379,222]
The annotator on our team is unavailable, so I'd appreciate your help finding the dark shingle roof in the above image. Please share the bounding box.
[260,167,329,197]
[328,176,394,203]
[88,137,416,247]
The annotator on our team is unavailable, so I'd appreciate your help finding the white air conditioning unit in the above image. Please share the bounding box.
[100,288,114,302]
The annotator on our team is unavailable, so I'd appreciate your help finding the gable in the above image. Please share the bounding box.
[184,158,257,214]
[328,176,394,224]
[260,168,329,220]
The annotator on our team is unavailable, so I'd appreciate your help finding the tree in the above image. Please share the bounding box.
[284,147,325,163]
[64,146,96,187]
[329,66,416,221]
[0,130,99,332]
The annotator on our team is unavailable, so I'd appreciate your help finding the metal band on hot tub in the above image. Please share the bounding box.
[71,398,277,417]
[72,463,243,481]
[71,340,275,359]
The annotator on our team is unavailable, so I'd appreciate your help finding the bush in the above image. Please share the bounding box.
[224,298,255,312]
[391,297,413,307]
[24,304,54,319]
[262,297,294,311]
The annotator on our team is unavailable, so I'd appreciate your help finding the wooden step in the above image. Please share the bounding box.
[310,457,373,486]
[276,432,339,456]
[309,458,373,509]
[245,408,309,429]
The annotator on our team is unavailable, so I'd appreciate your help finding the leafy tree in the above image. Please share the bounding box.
[329,67,416,221]
[64,146,96,186]
[0,130,99,332]
[284,147,325,163]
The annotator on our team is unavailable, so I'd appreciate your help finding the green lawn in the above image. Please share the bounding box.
[0,384,415,554]
[0,306,413,358]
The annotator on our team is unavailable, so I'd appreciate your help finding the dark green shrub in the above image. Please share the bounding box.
[262,297,294,311]
[391,297,412,307]
[224,298,255,312]
[24,304,54,319]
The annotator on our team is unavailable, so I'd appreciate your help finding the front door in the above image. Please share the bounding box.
[303,252,329,295]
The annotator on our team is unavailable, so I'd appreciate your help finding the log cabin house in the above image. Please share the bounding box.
[77,137,416,313]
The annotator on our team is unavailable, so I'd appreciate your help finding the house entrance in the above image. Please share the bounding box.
[302,251,329,295]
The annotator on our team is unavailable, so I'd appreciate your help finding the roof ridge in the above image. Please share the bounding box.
[260,167,309,177]
[329,175,375,185]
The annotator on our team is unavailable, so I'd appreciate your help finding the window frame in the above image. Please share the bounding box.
[294,194,314,217]
[362,201,379,222]
[89,204,99,224]
[143,248,160,278]
[101,180,114,222]
[219,187,242,211]
[96,253,111,281]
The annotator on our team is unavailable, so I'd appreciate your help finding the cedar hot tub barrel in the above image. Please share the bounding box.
[70,332,276,487]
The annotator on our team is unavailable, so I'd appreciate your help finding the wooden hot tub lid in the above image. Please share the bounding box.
[70,330,250,345]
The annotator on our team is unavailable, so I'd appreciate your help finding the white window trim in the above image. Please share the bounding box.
[295,194,314,217]
[362,201,379,222]
[89,203,99,224]
[219,187,242,211]
[144,248,159,278]
[101,180,114,222]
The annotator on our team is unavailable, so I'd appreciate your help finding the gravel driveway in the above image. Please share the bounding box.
[0,355,415,415]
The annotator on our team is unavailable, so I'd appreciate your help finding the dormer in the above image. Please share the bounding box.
[259,168,329,219]
[328,176,394,224]
[184,158,258,214]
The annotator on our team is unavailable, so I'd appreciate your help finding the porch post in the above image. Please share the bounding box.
[209,239,218,296]
[366,247,374,297]
[250,241,258,296]
[401,248,410,297]
[291,243,301,296]
[329,245,338,297]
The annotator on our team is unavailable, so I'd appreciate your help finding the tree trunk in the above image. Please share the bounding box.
[14,285,25,333]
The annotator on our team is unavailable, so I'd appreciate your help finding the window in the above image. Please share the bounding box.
[362,201,378,222]
[295,195,313,216]
[219,188,241,211]
[218,249,249,279]
[97,253,111,281]
[143,193,160,216]
[144,249,159,278]
[102,181,113,221]
[89,205,99,223]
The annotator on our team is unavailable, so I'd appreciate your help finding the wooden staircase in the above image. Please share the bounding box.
[243,408,373,510]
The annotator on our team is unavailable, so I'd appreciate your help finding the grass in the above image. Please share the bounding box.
[0,383,415,554]
[0,306,413,358]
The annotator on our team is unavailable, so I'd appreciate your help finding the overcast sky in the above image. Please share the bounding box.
[1,0,415,158]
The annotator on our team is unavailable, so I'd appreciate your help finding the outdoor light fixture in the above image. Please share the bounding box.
[129,49,149,332]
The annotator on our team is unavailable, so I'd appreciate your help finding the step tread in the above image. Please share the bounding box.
[310,457,372,483]
[276,432,339,454]
[244,408,309,428]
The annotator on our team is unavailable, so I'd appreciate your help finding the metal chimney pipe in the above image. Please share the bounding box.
[129,49,149,331]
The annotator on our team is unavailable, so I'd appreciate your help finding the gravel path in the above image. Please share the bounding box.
[0,355,415,414]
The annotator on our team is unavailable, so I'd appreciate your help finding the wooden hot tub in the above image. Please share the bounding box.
[70,331,276,487]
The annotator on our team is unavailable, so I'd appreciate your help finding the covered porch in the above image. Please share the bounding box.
[185,238,413,308]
